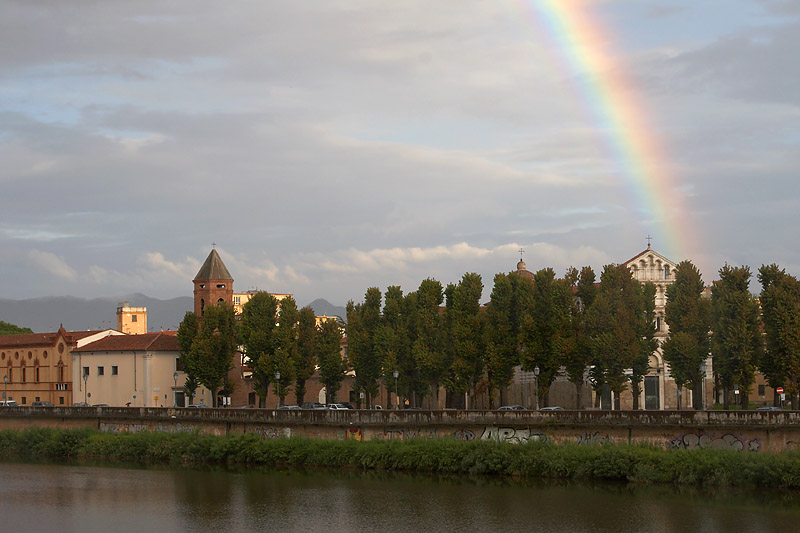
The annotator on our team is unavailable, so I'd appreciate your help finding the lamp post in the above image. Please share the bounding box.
[534,366,540,411]
[734,384,740,409]
[3,374,7,403]
[393,369,399,410]
[275,370,281,407]
[83,372,88,405]
[699,360,707,411]
[173,372,178,407]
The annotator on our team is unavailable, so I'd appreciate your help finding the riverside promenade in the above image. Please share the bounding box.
[1,407,798,452]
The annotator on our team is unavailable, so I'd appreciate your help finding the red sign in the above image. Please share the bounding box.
[776,387,784,394]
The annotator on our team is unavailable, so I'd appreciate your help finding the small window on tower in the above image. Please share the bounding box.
[217,284,225,288]
[131,315,137,322]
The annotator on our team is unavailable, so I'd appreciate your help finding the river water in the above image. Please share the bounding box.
[1,462,798,532]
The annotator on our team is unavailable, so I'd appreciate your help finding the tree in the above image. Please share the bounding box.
[273,296,299,404]
[180,302,237,407]
[317,320,345,404]
[410,279,447,407]
[347,288,383,407]
[486,271,534,407]
[293,307,318,406]
[587,264,655,410]
[759,264,800,409]
[375,285,414,408]
[563,266,596,409]
[0,321,33,335]
[520,268,572,408]
[711,265,762,409]
[662,260,711,409]
[446,273,485,409]
[239,292,280,407]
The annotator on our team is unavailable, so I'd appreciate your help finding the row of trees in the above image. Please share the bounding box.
[177,294,343,407]
[345,264,657,409]
[176,260,800,410]
[348,261,800,410]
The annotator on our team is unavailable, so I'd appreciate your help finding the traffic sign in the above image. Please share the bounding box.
[777,387,784,394]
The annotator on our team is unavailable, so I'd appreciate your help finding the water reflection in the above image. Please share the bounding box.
[0,462,798,532]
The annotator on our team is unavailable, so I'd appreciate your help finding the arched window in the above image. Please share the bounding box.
[200,298,205,316]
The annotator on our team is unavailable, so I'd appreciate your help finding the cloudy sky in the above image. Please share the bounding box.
[2,0,798,306]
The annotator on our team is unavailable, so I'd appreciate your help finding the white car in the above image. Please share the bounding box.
[327,403,351,410]
[0,400,19,406]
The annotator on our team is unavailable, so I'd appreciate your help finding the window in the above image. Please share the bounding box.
[97,366,104,376]
[59,397,64,405]
[56,383,68,391]
[59,366,64,382]
[131,315,138,322]
[22,367,26,383]
[233,296,240,305]
[217,284,225,288]
[175,357,183,372]
[758,384,766,396]
[35,367,40,382]
[35,397,40,402]
[111,366,118,376]
[82,366,89,377]
[21,397,26,405]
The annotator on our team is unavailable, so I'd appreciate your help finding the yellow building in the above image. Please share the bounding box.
[0,327,122,406]
[232,290,293,315]
[116,302,147,335]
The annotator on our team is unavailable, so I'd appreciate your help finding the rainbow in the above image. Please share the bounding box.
[517,0,696,261]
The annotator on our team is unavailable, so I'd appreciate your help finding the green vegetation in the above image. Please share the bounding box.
[3,428,800,489]
[0,321,33,335]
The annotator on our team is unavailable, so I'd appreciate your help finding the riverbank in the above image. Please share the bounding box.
[2,427,800,488]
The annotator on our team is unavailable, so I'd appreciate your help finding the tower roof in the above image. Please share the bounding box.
[194,249,233,281]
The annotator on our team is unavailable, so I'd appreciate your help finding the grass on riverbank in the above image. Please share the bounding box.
[2,427,800,489]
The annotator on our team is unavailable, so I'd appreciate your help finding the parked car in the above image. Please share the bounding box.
[72,402,89,407]
[187,404,209,408]
[327,403,352,410]
[540,406,564,411]
[30,401,54,407]
[92,403,110,407]
[277,404,301,410]
[0,400,19,407]
[498,405,526,411]
[301,402,328,409]
[755,406,783,411]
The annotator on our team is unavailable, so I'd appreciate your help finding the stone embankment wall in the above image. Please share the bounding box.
[1,408,798,453]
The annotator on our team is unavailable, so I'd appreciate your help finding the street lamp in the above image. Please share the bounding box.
[3,374,7,403]
[275,370,281,407]
[393,369,399,410]
[534,366,540,411]
[173,372,179,407]
[83,372,88,404]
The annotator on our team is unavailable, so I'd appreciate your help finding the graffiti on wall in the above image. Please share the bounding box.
[453,429,476,441]
[480,427,547,444]
[666,432,761,452]
[345,428,363,441]
[100,422,196,434]
[246,426,292,439]
[576,431,609,446]
[376,427,438,440]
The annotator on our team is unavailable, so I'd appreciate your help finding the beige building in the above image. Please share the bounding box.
[233,290,293,316]
[116,302,147,335]
[71,332,211,407]
[1,327,122,406]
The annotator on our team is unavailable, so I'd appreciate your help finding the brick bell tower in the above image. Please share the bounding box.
[193,248,234,317]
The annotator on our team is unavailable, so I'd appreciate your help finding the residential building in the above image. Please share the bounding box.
[71,331,209,407]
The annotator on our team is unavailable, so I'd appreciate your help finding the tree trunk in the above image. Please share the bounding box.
[594,388,601,408]
[741,391,749,410]
[575,382,583,410]
[723,388,730,410]
[631,382,640,410]
[613,392,621,411]
[693,382,703,410]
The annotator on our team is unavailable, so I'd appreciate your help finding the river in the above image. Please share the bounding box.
[1,462,798,532]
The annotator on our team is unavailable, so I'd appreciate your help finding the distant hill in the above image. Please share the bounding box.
[0,294,346,333]
[305,299,347,322]
[0,294,193,333]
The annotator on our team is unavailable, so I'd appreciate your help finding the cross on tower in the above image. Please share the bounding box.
[212,242,217,249]
[519,247,525,260]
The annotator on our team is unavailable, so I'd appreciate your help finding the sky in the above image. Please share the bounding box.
[2,0,799,306]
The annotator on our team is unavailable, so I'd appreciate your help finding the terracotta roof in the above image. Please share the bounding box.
[194,249,233,281]
[73,332,180,353]
[0,332,62,348]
